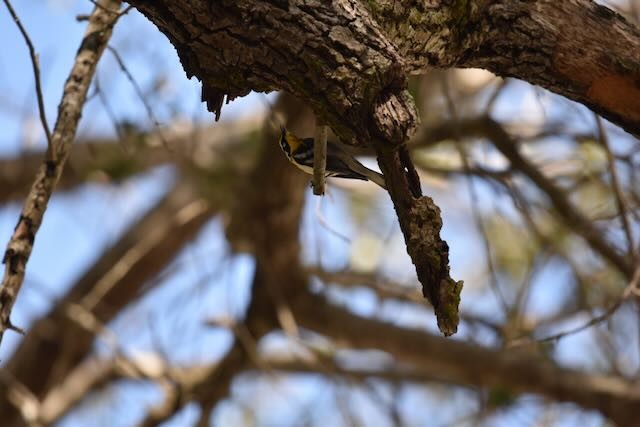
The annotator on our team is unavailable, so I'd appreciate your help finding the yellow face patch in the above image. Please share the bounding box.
[285,132,301,153]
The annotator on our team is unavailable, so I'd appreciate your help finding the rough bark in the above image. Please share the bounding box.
[462,1,640,138]
[368,0,640,139]
[128,1,640,139]
[375,142,462,334]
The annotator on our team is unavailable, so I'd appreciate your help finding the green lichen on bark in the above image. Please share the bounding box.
[450,0,473,28]
[437,277,463,335]
[364,0,476,68]
[406,196,463,336]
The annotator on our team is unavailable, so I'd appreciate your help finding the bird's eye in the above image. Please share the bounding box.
[280,138,289,154]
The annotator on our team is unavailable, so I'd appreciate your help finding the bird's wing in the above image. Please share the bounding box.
[291,138,316,167]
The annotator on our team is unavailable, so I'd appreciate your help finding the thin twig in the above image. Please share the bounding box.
[441,76,509,312]
[2,0,53,155]
[510,264,640,346]
[0,0,123,350]
[485,116,633,278]
[94,72,125,142]
[315,197,351,243]
[596,115,636,259]
[313,123,328,195]
[106,45,171,151]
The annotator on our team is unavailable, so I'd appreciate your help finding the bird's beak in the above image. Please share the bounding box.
[280,125,286,135]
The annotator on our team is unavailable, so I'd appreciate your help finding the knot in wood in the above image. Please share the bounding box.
[372,89,419,145]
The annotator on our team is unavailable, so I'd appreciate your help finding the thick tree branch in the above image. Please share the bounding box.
[461,0,640,139]
[367,0,640,139]
[129,1,640,140]
[0,0,122,349]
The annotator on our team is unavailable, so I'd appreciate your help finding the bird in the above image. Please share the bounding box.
[278,126,386,189]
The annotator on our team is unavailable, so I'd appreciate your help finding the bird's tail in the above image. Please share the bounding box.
[361,167,387,190]
[344,158,387,190]
[326,141,387,190]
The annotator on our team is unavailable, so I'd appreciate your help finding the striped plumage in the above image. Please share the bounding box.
[279,127,386,189]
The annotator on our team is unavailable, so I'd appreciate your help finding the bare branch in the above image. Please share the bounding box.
[0,0,123,349]
[374,137,463,336]
[105,45,170,150]
[0,183,214,426]
[291,291,640,426]
[512,264,640,346]
[596,116,636,259]
[2,0,52,152]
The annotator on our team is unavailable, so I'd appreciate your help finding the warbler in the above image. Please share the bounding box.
[279,127,386,189]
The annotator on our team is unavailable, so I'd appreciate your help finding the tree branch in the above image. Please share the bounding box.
[0,182,214,426]
[410,115,634,279]
[463,0,640,139]
[1,0,52,151]
[375,141,462,335]
[367,0,640,139]
[291,291,640,426]
[0,0,123,349]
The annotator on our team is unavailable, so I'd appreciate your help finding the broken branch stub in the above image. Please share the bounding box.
[372,90,462,336]
[364,74,464,335]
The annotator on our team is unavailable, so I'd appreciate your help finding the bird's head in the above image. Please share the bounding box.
[279,126,301,155]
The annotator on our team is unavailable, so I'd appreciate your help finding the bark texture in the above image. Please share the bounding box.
[370,0,640,138]
[129,1,640,139]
